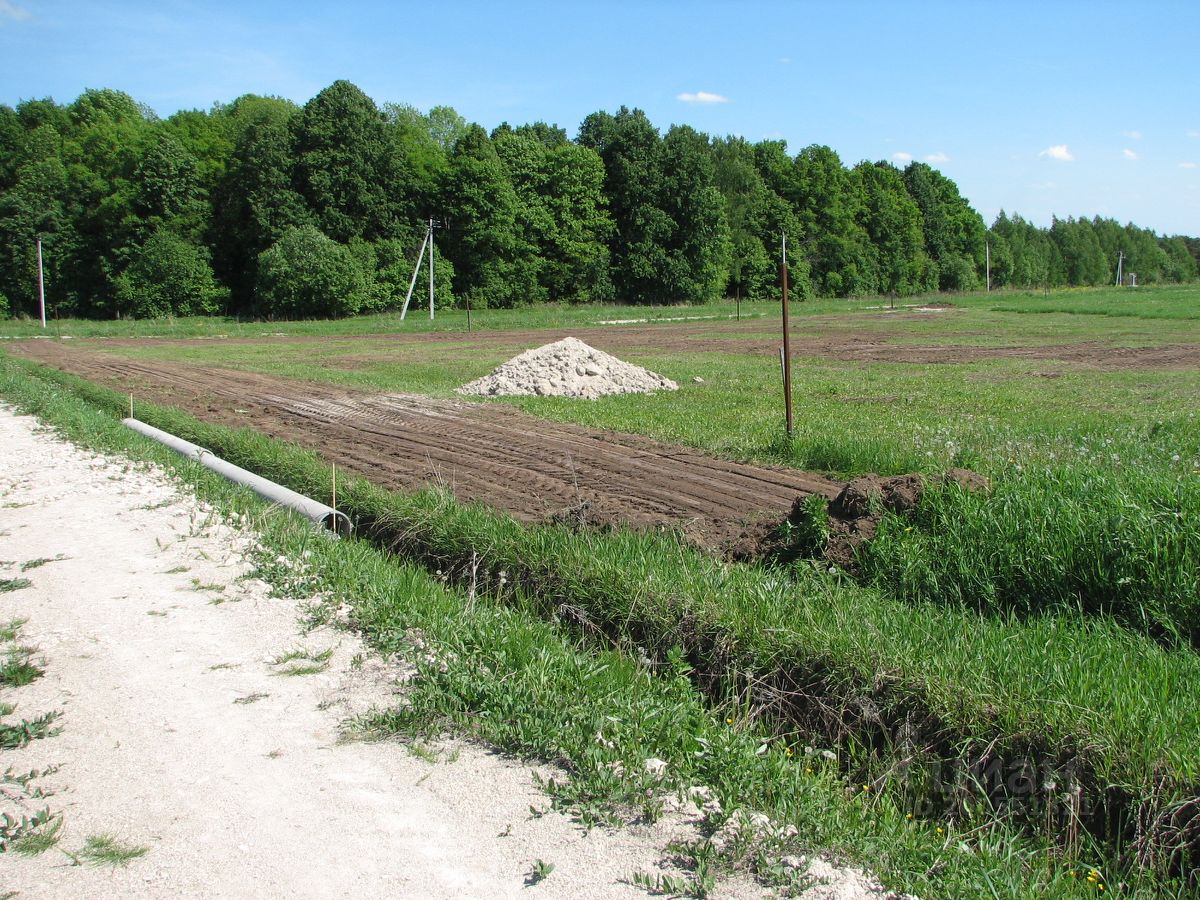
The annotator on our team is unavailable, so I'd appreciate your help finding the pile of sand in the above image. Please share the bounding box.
[457,337,678,400]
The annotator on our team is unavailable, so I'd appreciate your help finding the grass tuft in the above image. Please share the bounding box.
[269,646,333,676]
[9,816,62,855]
[77,833,148,866]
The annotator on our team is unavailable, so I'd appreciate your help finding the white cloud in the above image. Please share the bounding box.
[1189,130,1200,139]
[1181,162,1198,169]
[676,91,730,105]
[778,57,792,64]
[1039,144,1074,162]
[1122,148,1138,160]
[924,152,950,163]
[0,0,31,21]
[1031,181,1058,190]
[891,151,913,163]
[1123,130,1142,140]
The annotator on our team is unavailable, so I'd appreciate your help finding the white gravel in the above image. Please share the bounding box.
[457,337,678,400]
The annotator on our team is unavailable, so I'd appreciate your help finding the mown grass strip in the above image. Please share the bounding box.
[0,357,1158,897]
[5,352,1200,885]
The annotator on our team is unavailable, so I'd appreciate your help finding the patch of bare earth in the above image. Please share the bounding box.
[0,408,904,899]
[7,342,840,555]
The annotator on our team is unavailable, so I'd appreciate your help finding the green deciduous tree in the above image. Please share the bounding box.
[210,95,312,307]
[0,135,77,316]
[855,161,936,297]
[714,136,808,300]
[1050,217,1108,286]
[789,145,875,296]
[580,108,730,303]
[493,127,613,302]
[902,161,985,290]
[292,80,408,243]
[657,125,731,302]
[439,125,540,308]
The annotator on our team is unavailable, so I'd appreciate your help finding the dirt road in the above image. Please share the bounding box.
[0,408,905,899]
[0,408,743,898]
[9,342,840,552]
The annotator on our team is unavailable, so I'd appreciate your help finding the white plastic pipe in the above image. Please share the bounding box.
[123,418,351,534]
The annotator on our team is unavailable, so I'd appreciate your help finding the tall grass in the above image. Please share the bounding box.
[862,459,1200,646]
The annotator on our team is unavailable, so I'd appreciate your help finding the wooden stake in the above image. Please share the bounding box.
[129,393,134,419]
[780,233,794,438]
[331,463,337,532]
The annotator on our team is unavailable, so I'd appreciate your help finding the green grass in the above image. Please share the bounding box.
[0,578,31,594]
[76,833,148,866]
[0,296,772,340]
[989,284,1200,320]
[0,647,44,687]
[9,817,62,855]
[6,356,1200,890]
[269,646,333,676]
[0,710,61,749]
[6,291,1200,893]
[0,618,26,642]
[19,557,61,572]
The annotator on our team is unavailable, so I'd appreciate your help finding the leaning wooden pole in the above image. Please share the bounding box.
[400,228,429,321]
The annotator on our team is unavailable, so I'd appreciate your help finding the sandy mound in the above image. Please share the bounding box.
[457,336,678,400]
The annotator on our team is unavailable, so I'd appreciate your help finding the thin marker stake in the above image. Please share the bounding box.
[780,232,794,438]
[331,463,338,533]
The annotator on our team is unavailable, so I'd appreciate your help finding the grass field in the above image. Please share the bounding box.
[3,283,1200,895]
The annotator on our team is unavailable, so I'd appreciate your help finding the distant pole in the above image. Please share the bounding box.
[1115,250,1125,287]
[429,217,435,320]
[36,237,46,329]
[780,232,794,438]
[985,240,991,292]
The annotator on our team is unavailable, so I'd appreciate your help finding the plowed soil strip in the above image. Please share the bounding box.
[11,342,838,550]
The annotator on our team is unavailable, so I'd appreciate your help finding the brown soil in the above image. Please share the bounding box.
[10,341,841,554]
[820,468,989,571]
[89,319,1200,370]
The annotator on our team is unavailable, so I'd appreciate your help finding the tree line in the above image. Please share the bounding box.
[1,80,1196,319]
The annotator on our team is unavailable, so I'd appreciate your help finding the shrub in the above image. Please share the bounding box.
[114,230,227,318]
[255,225,368,318]
[938,253,980,292]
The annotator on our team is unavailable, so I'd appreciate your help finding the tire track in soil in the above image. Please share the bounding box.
[11,342,840,553]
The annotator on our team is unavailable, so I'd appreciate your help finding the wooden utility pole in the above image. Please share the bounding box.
[780,232,793,438]
[1115,250,1125,287]
[986,240,991,292]
[36,237,46,329]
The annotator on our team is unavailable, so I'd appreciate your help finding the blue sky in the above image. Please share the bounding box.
[2,0,1198,235]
